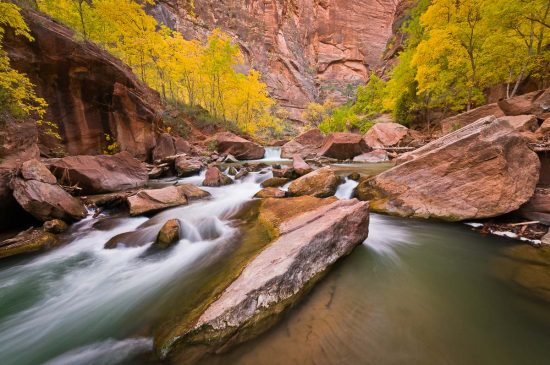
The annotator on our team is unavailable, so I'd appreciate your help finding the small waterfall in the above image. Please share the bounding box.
[262,147,289,161]
[335,178,359,199]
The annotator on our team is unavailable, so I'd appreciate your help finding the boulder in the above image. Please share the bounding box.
[281,129,325,159]
[318,133,368,160]
[261,177,289,188]
[288,167,341,198]
[47,152,148,195]
[353,150,390,163]
[127,186,189,216]
[154,197,370,362]
[292,154,313,176]
[155,219,181,248]
[253,187,286,199]
[152,133,177,161]
[498,90,543,116]
[153,134,192,162]
[0,228,59,260]
[499,115,539,133]
[12,160,87,222]
[235,168,249,180]
[174,155,203,177]
[174,137,191,154]
[357,116,540,221]
[363,122,419,148]
[202,167,233,187]
[215,132,265,160]
[21,159,57,184]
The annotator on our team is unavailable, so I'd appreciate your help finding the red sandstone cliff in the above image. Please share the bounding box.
[3,11,162,160]
[152,0,402,121]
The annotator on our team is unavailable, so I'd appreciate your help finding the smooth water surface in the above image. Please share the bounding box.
[0,161,549,365]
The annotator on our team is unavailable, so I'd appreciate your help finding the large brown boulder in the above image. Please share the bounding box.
[152,133,191,161]
[281,129,326,158]
[288,166,341,198]
[155,197,370,362]
[202,167,233,187]
[363,122,422,148]
[3,11,161,159]
[498,90,544,116]
[174,155,203,177]
[318,133,368,160]
[47,152,148,195]
[357,116,540,221]
[215,132,265,160]
[127,186,189,216]
[12,160,87,222]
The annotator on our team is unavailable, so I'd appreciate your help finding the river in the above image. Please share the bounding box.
[0,149,549,365]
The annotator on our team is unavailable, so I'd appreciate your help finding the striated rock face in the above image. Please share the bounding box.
[357,117,540,221]
[155,196,370,362]
[154,1,402,121]
[3,11,161,159]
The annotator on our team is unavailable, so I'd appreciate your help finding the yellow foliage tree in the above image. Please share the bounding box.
[0,2,47,120]
[36,0,281,138]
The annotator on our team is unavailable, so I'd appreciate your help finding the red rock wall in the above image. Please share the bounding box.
[3,11,162,160]
[153,0,401,121]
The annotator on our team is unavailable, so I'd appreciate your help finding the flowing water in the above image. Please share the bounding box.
[0,160,549,365]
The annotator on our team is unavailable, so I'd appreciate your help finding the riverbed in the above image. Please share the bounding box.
[0,151,549,365]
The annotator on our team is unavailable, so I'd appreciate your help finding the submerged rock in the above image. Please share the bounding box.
[215,132,265,160]
[318,132,368,160]
[154,197,369,363]
[43,219,69,234]
[288,166,341,198]
[202,167,233,187]
[492,245,550,304]
[0,228,59,259]
[261,177,289,188]
[357,116,540,221]
[155,219,181,248]
[47,152,148,195]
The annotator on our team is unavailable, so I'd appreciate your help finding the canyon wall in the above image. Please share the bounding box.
[3,11,162,160]
[153,0,402,121]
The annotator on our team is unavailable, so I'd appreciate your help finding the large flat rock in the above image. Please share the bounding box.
[357,116,540,221]
[154,197,369,363]
[47,152,148,195]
